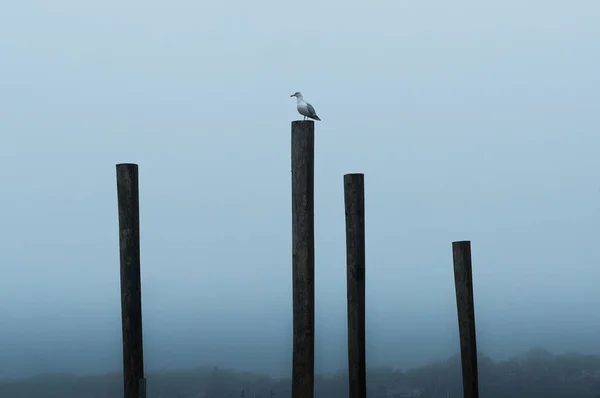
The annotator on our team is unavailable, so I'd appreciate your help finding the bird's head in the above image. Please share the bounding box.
[290,92,302,98]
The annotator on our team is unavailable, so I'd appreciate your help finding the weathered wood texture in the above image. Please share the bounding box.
[116,163,145,398]
[344,173,367,398]
[452,241,480,398]
[291,121,315,398]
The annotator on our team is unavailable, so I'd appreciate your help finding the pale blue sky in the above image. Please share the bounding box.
[1,0,600,379]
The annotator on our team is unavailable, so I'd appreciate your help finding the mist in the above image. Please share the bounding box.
[1,0,600,382]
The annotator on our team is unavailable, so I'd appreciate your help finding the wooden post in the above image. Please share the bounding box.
[116,163,145,398]
[291,120,315,398]
[139,378,147,398]
[452,241,479,398]
[344,173,366,398]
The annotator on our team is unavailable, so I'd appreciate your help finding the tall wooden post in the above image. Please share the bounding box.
[344,173,367,398]
[116,163,146,398]
[291,120,315,398]
[452,241,479,398]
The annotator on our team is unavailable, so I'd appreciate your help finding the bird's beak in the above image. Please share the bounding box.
[290,94,295,97]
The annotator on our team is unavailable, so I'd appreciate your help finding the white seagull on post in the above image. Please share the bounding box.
[290,92,321,121]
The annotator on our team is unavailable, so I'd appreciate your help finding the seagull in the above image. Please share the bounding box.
[290,92,321,121]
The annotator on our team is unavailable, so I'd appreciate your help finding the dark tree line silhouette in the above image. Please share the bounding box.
[2,348,600,398]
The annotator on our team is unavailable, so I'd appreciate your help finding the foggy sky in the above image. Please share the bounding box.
[1,0,600,380]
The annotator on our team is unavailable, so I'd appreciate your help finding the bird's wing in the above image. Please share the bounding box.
[306,103,318,117]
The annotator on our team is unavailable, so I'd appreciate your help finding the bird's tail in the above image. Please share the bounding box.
[313,115,321,121]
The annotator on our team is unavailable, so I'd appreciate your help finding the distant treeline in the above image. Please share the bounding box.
[2,348,600,398]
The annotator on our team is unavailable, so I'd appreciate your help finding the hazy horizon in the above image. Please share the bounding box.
[1,0,600,381]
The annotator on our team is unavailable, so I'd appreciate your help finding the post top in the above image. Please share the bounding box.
[291,120,315,124]
[116,163,139,167]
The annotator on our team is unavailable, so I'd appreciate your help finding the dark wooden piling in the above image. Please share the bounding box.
[116,163,145,398]
[291,120,315,398]
[452,241,480,398]
[139,378,147,398]
[344,173,367,398]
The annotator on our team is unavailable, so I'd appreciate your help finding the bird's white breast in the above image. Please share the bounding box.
[297,101,310,117]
